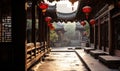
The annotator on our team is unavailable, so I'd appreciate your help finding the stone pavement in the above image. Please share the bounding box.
[36,51,88,71]
[75,49,119,71]
[30,47,119,71]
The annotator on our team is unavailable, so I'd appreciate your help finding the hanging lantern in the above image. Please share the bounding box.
[48,23,52,27]
[80,21,86,26]
[90,19,96,25]
[50,25,55,30]
[45,17,52,23]
[47,23,55,30]
[82,6,92,19]
[39,3,48,15]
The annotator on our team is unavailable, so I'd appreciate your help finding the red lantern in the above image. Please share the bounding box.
[39,3,48,15]
[50,26,55,30]
[47,23,55,30]
[82,6,92,19]
[48,23,52,27]
[39,3,48,10]
[80,21,86,26]
[90,19,96,25]
[45,17,52,23]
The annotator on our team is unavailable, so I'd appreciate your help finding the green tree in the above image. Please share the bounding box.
[84,20,90,37]
[64,22,76,39]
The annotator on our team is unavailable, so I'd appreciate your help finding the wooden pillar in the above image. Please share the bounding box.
[108,9,114,55]
[43,18,45,42]
[38,7,42,42]
[48,27,50,48]
[41,15,45,53]
[43,17,47,52]
[41,13,45,57]
[90,25,94,44]
[46,20,49,48]
[98,19,101,49]
[94,25,97,49]
[45,20,47,42]
[32,0,36,45]
[12,0,26,71]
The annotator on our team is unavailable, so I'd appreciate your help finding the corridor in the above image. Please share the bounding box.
[1,0,120,71]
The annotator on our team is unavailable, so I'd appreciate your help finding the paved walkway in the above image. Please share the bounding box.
[37,51,88,71]
[30,47,119,71]
[75,49,119,71]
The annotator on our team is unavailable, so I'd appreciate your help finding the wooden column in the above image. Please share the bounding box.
[32,0,36,45]
[12,0,26,71]
[45,19,47,42]
[42,16,45,42]
[98,19,101,49]
[43,17,46,52]
[44,19,46,43]
[108,9,114,55]
[48,26,50,49]
[38,7,42,42]
[90,25,94,44]
[94,25,98,49]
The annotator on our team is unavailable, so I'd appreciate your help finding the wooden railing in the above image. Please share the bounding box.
[25,42,51,70]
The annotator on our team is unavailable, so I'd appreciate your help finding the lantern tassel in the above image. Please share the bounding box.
[42,9,46,15]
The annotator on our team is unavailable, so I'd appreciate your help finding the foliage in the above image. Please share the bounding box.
[84,20,90,37]
[64,22,76,39]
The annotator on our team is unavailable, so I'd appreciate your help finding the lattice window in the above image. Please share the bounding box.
[0,16,12,42]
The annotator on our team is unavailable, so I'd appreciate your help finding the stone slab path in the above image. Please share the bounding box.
[36,52,88,71]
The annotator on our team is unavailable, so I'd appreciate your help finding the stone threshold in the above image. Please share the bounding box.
[75,49,119,71]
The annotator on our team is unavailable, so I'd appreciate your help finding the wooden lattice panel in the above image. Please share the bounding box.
[0,16,12,42]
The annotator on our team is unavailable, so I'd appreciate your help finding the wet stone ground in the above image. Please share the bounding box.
[37,52,88,71]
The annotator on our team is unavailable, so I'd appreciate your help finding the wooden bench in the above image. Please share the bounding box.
[90,50,108,59]
[98,55,120,69]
